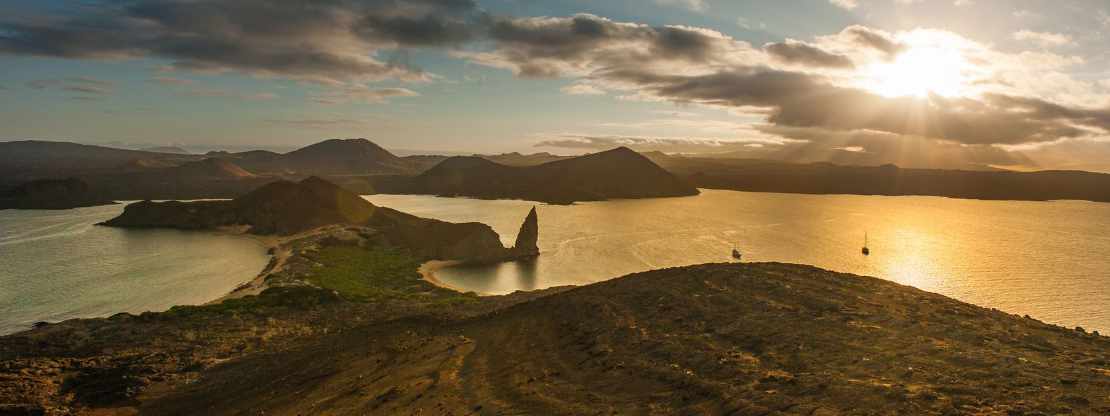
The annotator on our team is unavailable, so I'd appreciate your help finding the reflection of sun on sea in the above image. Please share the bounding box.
[877,227,943,291]
[862,36,972,98]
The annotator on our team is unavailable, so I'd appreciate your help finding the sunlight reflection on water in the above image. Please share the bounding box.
[365,190,1110,332]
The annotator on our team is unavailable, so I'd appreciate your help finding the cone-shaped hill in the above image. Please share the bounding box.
[212,139,416,175]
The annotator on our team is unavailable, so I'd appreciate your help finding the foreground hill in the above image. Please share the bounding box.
[373,147,699,203]
[652,155,1110,203]
[3,257,1108,414]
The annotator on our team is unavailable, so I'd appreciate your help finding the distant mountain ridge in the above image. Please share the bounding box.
[372,147,700,204]
[0,140,202,184]
[209,138,416,175]
[11,138,1110,205]
[140,146,190,154]
[650,155,1110,203]
[0,178,115,210]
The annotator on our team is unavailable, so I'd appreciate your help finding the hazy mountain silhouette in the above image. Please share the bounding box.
[651,154,1110,202]
[139,146,191,154]
[210,139,415,175]
[372,147,699,203]
[0,140,201,184]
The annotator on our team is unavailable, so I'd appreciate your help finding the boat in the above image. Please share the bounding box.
[862,232,871,256]
[732,247,743,261]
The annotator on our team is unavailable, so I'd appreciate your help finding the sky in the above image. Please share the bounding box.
[2,0,1110,171]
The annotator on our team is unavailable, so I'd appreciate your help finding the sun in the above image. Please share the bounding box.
[863,45,971,98]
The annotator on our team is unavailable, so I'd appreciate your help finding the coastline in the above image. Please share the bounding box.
[418,260,476,294]
[207,226,295,304]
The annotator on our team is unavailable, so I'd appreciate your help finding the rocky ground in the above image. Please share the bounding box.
[3,232,1110,415]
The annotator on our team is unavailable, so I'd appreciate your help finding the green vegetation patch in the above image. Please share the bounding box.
[304,245,475,304]
[164,286,341,319]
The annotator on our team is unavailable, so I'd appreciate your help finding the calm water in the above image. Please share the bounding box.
[365,190,1110,332]
[0,204,270,335]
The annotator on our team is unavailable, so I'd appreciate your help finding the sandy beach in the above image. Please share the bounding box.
[207,227,303,303]
[418,260,475,294]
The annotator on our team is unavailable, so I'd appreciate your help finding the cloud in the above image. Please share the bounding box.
[1012,30,1074,48]
[310,86,419,104]
[25,77,115,96]
[457,15,1108,147]
[654,0,708,13]
[561,82,606,95]
[535,134,775,154]
[837,25,904,57]
[5,5,1108,156]
[147,76,194,85]
[829,0,859,10]
[763,39,855,68]
[0,0,484,84]
[182,88,278,101]
[461,14,755,78]
[264,117,367,129]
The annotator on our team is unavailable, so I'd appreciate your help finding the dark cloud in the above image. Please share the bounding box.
[764,40,854,68]
[984,93,1110,131]
[480,14,737,78]
[0,0,483,83]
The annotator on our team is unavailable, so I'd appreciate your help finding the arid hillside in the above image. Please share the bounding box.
[4,248,1108,415]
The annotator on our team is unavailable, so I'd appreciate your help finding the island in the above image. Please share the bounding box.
[101,176,538,262]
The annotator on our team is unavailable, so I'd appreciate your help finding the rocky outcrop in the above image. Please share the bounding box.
[100,177,374,235]
[0,178,115,210]
[511,206,539,257]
